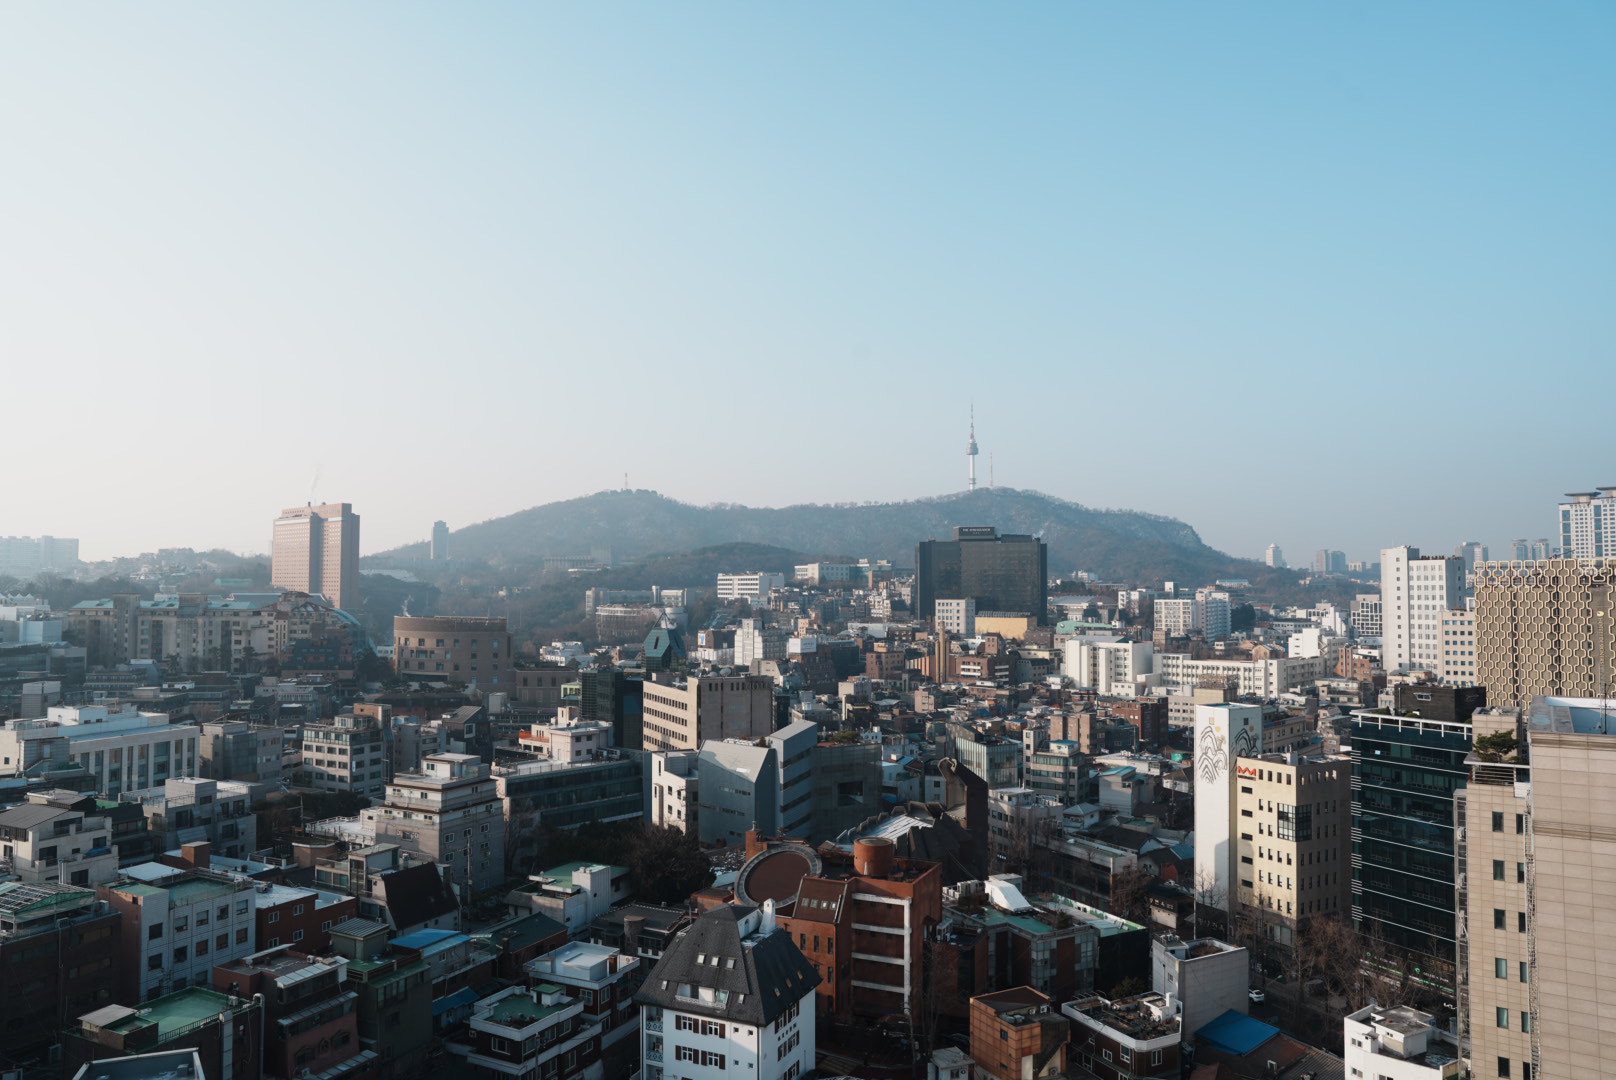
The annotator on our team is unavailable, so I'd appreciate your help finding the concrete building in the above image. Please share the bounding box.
[1232,752,1351,953]
[1023,741,1086,803]
[1474,557,1616,711]
[1063,638,1152,697]
[1314,549,1348,575]
[640,673,776,752]
[716,572,786,601]
[365,753,507,894]
[934,597,977,636]
[298,711,387,800]
[1381,546,1467,674]
[0,788,119,886]
[810,737,882,842]
[916,526,1048,626]
[1557,487,1616,558]
[523,941,643,1080]
[499,752,644,857]
[950,724,1021,788]
[101,864,260,1001]
[393,615,513,689]
[63,987,264,1080]
[272,502,360,613]
[1153,598,1197,636]
[1154,652,1322,697]
[1149,935,1248,1047]
[695,720,817,846]
[0,535,80,577]
[1437,607,1477,686]
[1509,539,1552,561]
[209,949,369,1080]
[198,720,284,783]
[0,881,121,1058]
[635,903,819,1080]
[733,618,788,669]
[124,777,258,861]
[1192,703,1264,919]
[445,982,606,1080]
[431,520,450,560]
[649,750,700,833]
[1342,1004,1461,1080]
[1195,587,1233,642]
[1264,544,1285,568]
[0,703,200,796]
[1061,991,1179,1080]
[1351,593,1384,639]
[971,988,1069,1080]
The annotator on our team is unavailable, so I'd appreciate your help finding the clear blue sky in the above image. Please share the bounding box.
[2,4,1611,563]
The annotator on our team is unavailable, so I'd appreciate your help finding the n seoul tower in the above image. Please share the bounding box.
[967,406,979,492]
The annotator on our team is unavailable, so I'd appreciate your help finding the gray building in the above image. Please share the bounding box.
[915,526,1048,625]
[695,720,819,847]
[811,738,882,842]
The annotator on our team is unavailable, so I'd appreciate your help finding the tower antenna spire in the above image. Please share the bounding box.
[967,405,979,492]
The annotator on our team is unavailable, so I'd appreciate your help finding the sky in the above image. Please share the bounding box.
[2,4,1612,565]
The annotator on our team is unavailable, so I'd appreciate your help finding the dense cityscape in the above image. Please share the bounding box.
[1,473,1612,1080]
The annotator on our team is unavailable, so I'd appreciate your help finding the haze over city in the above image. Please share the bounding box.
[3,2,1612,563]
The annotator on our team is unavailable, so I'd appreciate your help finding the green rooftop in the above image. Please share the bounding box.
[105,987,235,1040]
[485,990,572,1028]
[515,862,626,893]
[974,907,1061,936]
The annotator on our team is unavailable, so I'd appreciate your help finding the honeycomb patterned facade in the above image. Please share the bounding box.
[1474,558,1616,710]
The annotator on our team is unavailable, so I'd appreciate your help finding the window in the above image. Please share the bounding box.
[218,906,229,920]
[236,901,249,914]
[700,1051,726,1069]
[293,904,305,916]
[1493,860,1506,880]
[149,923,164,940]
[216,934,228,949]
[1517,862,1527,883]
[197,939,209,956]
[1519,911,1527,933]
[1521,1011,1532,1033]
[676,1016,697,1032]
[1520,960,1530,982]
[1497,1007,1509,1028]
[236,929,249,944]
[1498,1057,1511,1078]
[1492,812,1504,832]
[293,930,304,942]
[700,1021,725,1037]
[1494,909,1506,930]
[1496,958,1508,979]
[147,954,163,970]
[269,938,280,947]
[268,911,280,924]
[675,1047,699,1063]
[1516,813,1525,834]
[174,916,188,931]
[322,920,333,931]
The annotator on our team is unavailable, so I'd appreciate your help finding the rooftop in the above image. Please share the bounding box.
[69,1049,204,1080]
[85,987,244,1042]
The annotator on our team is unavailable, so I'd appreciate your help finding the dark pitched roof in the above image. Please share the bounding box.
[481,912,569,952]
[378,863,459,931]
[634,904,820,1026]
[0,803,72,830]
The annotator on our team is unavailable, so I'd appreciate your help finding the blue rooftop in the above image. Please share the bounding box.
[1196,1010,1279,1056]
[433,986,481,1016]
[391,928,460,950]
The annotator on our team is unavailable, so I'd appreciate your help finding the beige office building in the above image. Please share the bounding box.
[272,502,361,612]
[393,615,513,688]
[1458,697,1616,1080]
[640,673,775,751]
[1232,751,1351,951]
[1455,707,1532,1080]
[1474,557,1616,710]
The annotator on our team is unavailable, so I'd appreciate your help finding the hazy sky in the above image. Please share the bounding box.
[3,4,1612,565]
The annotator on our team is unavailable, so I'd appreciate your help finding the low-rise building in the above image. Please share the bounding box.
[122,777,258,861]
[1342,1004,1461,1080]
[298,712,388,801]
[365,752,507,894]
[1061,991,1180,1080]
[211,947,373,1080]
[526,941,642,1080]
[504,861,632,934]
[446,982,606,1080]
[0,788,119,886]
[649,751,699,834]
[102,863,261,1001]
[0,704,200,796]
[0,881,120,1057]
[62,986,265,1080]
[1148,934,1248,1043]
[969,987,1068,1080]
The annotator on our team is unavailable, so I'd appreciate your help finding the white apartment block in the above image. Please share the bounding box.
[106,863,259,1001]
[934,598,977,636]
[1195,588,1232,641]
[0,705,199,797]
[733,619,787,669]
[1350,594,1383,639]
[649,751,700,834]
[1437,608,1477,686]
[1155,653,1323,698]
[1062,638,1153,696]
[1343,1004,1460,1080]
[0,790,119,887]
[1381,546,1466,674]
[1558,487,1616,558]
[1154,599,1197,636]
[716,573,786,601]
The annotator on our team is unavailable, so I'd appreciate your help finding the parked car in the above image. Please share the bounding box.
[1248,988,1267,1003]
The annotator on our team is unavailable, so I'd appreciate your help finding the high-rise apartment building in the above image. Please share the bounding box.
[271,503,360,612]
[1264,544,1285,568]
[1557,487,1616,558]
[1350,705,1475,992]
[1313,549,1347,574]
[1454,541,1488,572]
[916,526,1048,625]
[430,520,449,560]
[1380,546,1466,673]
[1474,557,1616,711]
[0,536,80,578]
[1195,587,1232,641]
[1437,607,1478,686]
[1510,538,1552,561]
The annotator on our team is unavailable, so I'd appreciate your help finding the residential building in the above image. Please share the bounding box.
[937,876,1098,1004]
[272,502,361,612]
[0,788,119,886]
[0,703,200,796]
[211,948,372,1080]
[1112,698,1167,750]
[1264,544,1285,569]
[500,752,644,858]
[934,597,977,636]
[63,987,265,1080]
[1153,599,1197,636]
[1149,935,1248,1044]
[1381,546,1467,674]
[504,862,632,934]
[67,590,362,671]
[1314,549,1348,575]
[1063,638,1153,697]
[1061,990,1177,1080]
[915,527,1048,626]
[716,572,786,601]
[1342,1004,1462,1080]
[101,863,260,1001]
[1154,652,1323,697]
[1474,556,1616,711]
[1351,593,1384,639]
[123,777,258,860]
[299,711,388,800]
[1349,707,1473,992]
[393,615,513,688]
[733,618,788,670]
[199,720,285,783]
[525,941,642,1080]
[986,787,1065,861]
[732,833,940,1021]
[363,752,506,893]
[971,988,1068,1080]
[0,534,80,577]
[950,724,1021,788]
[1508,538,1552,561]
[1232,752,1351,953]
[1024,740,1085,803]
[326,918,434,1079]
[432,520,450,560]
[0,881,120,1057]
[1193,703,1264,920]
[254,879,357,953]
[649,750,699,834]
[640,673,776,752]
[635,902,820,1080]
[1557,487,1616,558]
[1195,587,1233,641]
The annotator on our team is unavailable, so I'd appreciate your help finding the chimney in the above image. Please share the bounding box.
[181,841,212,869]
[853,836,895,878]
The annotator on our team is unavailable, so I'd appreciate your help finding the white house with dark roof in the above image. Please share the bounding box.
[636,901,819,1080]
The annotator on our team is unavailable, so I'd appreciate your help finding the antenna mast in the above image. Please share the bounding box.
[967,406,979,492]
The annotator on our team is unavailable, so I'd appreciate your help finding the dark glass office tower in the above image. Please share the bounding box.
[915,526,1049,625]
[1350,709,1474,992]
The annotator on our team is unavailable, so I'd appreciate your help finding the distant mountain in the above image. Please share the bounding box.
[377,488,1300,592]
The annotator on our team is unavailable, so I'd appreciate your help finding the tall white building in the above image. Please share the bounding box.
[637,902,819,1080]
[1558,487,1616,558]
[1380,546,1466,673]
[1264,544,1285,568]
[1436,608,1477,686]
[1062,638,1153,696]
[934,597,977,636]
[1192,703,1264,918]
[1154,599,1197,636]
[1194,588,1232,641]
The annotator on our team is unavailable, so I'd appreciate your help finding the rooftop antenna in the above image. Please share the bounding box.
[308,465,321,506]
[967,406,979,492]
[623,472,629,492]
